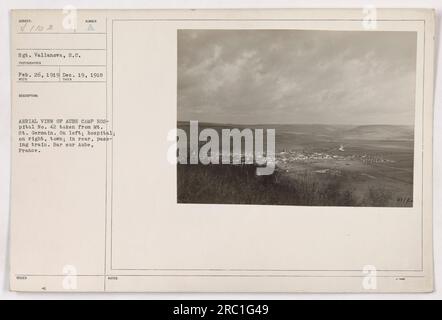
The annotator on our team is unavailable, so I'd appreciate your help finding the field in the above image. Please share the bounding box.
[177,122,414,207]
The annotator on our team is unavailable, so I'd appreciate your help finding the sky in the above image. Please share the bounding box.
[177,30,417,125]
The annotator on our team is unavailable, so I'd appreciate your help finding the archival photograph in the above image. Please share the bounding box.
[177,30,416,207]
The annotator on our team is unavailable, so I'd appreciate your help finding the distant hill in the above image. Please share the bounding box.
[177,121,414,141]
[340,125,414,140]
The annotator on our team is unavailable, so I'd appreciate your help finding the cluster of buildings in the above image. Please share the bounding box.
[275,150,395,165]
[276,151,344,163]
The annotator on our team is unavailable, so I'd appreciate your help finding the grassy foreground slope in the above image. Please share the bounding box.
[177,163,397,207]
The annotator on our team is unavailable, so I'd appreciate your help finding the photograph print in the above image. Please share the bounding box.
[177,29,416,207]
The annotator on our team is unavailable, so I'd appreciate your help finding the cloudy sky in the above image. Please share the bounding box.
[178,30,417,125]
